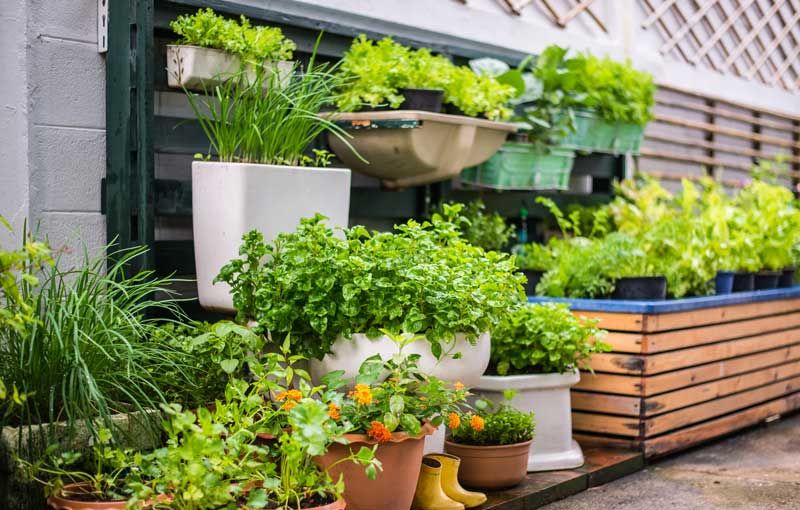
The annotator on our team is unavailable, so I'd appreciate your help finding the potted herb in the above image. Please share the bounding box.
[474,303,608,471]
[217,205,525,388]
[603,232,667,300]
[167,8,296,90]
[187,38,359,313]
[515,242,554,295]
[444,394,535,489]
[315,334,468,510]
[431,200,516,252]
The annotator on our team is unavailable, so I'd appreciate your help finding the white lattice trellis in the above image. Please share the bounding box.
[485,0,608,31]
[640,0,800,92]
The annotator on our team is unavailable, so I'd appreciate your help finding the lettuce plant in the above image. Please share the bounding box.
[170,8,295,62]
[489,303,609,375]
[216,206,526,360]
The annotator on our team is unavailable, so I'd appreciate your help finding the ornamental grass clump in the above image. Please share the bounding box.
[216,204,526,360]
[490,303,609,375]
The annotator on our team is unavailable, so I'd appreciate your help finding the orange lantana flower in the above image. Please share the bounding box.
[367,421,392,443]
[276,389,302,402]
[328,403,341,420]
[470,415,485,432]
[453,381,465,391]
[447,412,461,429]
[282,400,297,411]
[350,384,373,405]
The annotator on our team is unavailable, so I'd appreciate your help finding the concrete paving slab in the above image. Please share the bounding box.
[541,413,800,510]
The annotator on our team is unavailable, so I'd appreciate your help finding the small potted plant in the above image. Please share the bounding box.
[167,8,296,90]
[515,242,554,295]
[473,303,609,471]
[187,39,359,312]
[315,333,468,510]
[444,393,535,489]
[603,232,667,300]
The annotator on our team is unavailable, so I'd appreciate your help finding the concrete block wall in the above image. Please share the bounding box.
[0,0,106,269]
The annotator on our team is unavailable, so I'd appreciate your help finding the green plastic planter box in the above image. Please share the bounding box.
[460,142,575,191]
[559,110,644,155]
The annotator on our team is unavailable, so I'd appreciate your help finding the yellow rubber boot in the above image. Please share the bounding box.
[425,453,487,509]
[411,458,465,510]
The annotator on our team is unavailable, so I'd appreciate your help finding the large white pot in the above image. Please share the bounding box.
[474,370,583,471]
[192,161,351,312]
[166,45,293,90]
[309,332,491,387]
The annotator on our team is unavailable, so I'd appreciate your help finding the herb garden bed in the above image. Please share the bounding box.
[532,288,800,457]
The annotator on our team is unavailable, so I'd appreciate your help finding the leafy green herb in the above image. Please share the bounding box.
[448,397,534,446]
[431,200,515,251]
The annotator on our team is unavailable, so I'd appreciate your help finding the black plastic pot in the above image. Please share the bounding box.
[611,276,667,301]
[521,269,544,296]
[444,103,467,116]
[732,272,755,292]
[398,88,444,112]
[779,267,796,288]
[754,270,780,290]
[714,271,735,295]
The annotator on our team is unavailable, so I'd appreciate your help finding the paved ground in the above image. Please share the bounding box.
[543,413,800,510]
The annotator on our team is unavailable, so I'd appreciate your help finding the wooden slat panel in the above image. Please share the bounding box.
[574,372,643,396]
[588,353,645,375]
[572,412,641,437]
[601,331,645,354]
[643,344,800,395]
[643,298,800,332]
[654,113,800,149]
[571,311,646,332]
[654,96,800,133]
[643,392,800,457]
[643,359,800,416]
[571,391,641,416]
[574,433,639,451]
[644,311,800,353]
[643,375,800,436]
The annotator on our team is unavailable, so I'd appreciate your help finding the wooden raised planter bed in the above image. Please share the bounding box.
[532,288,800,458]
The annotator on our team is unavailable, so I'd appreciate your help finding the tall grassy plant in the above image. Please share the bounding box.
[185,35,358,165]
[0,244,192,456]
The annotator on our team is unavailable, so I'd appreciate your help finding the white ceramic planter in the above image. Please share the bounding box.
[474,370,583,471]
[166,45,293,90]
[192,161,351,312]
[309,332,491,388]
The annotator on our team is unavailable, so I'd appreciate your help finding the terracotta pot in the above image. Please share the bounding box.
[302,499,346,510]
[444,439,532,489]
[47,483,127,510]
[315,423,436,510]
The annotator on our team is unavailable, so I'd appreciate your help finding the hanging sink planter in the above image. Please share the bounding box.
[327,111,517,188]
[166,45,294,91]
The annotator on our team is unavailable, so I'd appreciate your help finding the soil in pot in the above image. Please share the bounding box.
[47,483,128,510]
[779,267,796,288]
[611,276,667,300]
[522,269,544,296]
[315,424,434,510]
[732,272,755,292]
[398,88,444,112]
[754,271,780,290]
[444,440,532,489]
[714,271,735,295]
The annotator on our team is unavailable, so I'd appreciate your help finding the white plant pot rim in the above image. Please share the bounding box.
[478,368,580,391]
[194,161,350,174]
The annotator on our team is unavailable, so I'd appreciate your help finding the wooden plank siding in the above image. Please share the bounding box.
[570,295,800,457]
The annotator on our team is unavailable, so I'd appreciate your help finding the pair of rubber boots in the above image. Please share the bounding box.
[411,453,487,510]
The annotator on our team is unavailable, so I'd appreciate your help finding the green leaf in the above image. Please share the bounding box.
[220,359,239,374]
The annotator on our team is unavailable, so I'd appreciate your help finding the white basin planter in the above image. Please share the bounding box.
[327,111,517,188]
[192,161,351,313]
[474,369,583,471]
[166,45,294,90]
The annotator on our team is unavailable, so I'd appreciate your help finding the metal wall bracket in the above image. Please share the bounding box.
[98,0,108,53]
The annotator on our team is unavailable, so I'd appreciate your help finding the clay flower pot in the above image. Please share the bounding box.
[444,439,532,489]
[315,423,436,510]
[47,483,127,510]
[305,499,346,510]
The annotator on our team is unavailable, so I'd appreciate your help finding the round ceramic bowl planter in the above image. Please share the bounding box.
[192,162,351,313]
[47,483,127,510]
[166,45,294,91]
[474,369,583,471]
[443,439,532,489]
[315,424,435,510]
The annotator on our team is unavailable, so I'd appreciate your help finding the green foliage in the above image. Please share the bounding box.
[448,397,535,446]
[431,200,515,251]
[170,8,295,62]
[534,237,616,298]
[490,303,609,375]
[336,35,515,120]
[516,242,554,271]
[216,206,526,360]
[186,37,358,166]
[327,332,469,435]
[0,242,191,452]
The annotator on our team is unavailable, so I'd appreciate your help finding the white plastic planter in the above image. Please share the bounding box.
[166,45,293,90]
[308,332,491,388]
[192,161,351,313]
[474,369,583,471]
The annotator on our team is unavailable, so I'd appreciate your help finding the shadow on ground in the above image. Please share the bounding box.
[542,413,800,510]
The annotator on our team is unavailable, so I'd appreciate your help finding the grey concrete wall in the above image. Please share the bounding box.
[0,0,106,268]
